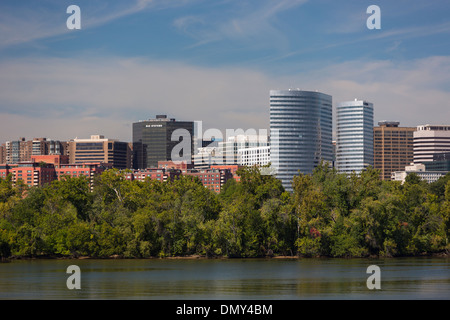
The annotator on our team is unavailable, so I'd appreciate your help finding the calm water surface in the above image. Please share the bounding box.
[0,257,448,299]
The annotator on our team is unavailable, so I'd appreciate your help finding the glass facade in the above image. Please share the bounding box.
[336,100,374,175]
[270,90,333,192]
[133,116,194,169]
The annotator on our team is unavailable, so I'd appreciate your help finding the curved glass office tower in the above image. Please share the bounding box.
[336,100,374,175]
[270,89,333,192]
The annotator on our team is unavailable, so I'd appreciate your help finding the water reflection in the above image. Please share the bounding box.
[0,257,448,299]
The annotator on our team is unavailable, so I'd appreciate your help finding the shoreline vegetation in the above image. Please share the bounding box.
[1,163,449,261]
[3,251,449,262]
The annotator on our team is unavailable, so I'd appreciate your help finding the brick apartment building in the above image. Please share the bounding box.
[0,162,55,187]
[124,161,235,193]
[0,154,111,189]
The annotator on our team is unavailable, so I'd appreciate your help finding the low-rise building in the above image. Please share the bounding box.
[0,162,56,187]
[391,163,448,184]
[123,161,234,192]
[0,155,110,189]
[125,168,181,183]
[239,145,270,167]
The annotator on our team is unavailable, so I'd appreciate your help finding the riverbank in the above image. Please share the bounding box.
[3,250,448,262]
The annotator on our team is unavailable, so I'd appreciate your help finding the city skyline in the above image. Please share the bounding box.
[1,1,450,144]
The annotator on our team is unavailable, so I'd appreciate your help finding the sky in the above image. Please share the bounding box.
[0,0,449,144]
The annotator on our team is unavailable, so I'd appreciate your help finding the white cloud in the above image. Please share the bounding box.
[0,57,273,143]
[173,0,308,49]
[310,57,450,127]
[0,0,181,50]
[0,55,449,144]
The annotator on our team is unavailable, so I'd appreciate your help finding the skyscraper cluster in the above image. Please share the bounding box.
[269,89,450,189]
[1,90,450,192]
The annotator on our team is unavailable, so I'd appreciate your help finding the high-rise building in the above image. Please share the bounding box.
[414,125,450,164]
[1,137,68,164]
[332,141,336,168]
[132,115,194,169]
[0,145,5,164]
[373,121,416,180]
[68,135,131,169]
[3,138,32,164]
[270,89,333,192]
[32,138,47,156]
[5,139,21,164]
[336,99,374,175]
[423,152,450,171]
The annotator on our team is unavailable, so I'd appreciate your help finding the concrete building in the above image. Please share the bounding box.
[220,134,268,166]
[132,115,194,169]
[392,163,447,184]
[373,121,416,180]
[270,89,333,192]
[193,146,223,169]
[414,125,450,164]
[4,139,22,164]
[238,145,271,167]
[68,135,131,169]
[336,99,374,175]
[193,134,268,168]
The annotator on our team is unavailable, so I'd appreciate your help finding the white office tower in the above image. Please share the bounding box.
[270,89,333,192]
[413,125,450,164]
[336,99,374,174]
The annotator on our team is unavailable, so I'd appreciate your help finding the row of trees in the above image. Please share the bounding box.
[0,163,449,259]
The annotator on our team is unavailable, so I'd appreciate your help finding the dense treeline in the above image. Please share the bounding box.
[0,163,449,259]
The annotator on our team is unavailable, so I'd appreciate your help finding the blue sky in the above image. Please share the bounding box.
[0,0,449,143]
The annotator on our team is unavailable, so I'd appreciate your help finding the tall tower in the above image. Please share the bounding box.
[336,99,374,175]
[373,121,415,180]
[132,115,194,169]
[270,89,333,192]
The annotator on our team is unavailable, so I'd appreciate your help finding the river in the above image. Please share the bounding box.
[0,257,448,300]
